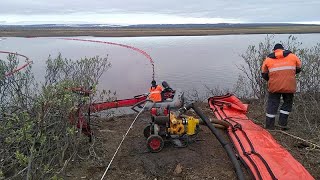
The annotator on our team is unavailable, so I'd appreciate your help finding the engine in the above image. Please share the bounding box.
[145,108,200,152]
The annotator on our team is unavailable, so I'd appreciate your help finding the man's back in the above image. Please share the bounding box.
[149,85,162,102]
[262,49,301,93]
[261,43,302,130]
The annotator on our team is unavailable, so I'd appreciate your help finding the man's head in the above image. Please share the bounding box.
[151,80,156,86]
[273,43,284,51]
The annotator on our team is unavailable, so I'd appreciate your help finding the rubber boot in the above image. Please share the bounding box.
[278,113,289,130]
[265,117,275,130]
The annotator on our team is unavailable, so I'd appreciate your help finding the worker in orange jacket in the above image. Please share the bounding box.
[149,80,163,102]
[261,43,302,130]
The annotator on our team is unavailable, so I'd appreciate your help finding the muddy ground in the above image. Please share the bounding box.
[65,102,320,180]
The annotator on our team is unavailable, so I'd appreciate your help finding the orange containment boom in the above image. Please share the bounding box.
[208,94,314,180]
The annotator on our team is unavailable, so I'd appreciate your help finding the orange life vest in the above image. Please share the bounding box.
[262,49,301,93]
[149,85,163,102]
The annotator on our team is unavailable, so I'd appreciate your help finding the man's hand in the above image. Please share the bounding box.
[261,73,269,81]
[296,67,301,74]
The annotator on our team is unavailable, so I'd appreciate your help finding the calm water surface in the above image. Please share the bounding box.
[1,34,320,99]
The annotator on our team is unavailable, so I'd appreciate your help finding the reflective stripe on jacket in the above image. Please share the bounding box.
[149,85,162,102]
[261,49,301,93]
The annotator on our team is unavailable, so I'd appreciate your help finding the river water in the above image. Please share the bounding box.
[1,34,320,99]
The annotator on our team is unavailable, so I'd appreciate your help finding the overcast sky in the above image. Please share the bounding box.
[1,0,320,25]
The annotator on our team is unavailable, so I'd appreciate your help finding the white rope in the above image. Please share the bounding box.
[271,130,320,149]
[100,101,149,180]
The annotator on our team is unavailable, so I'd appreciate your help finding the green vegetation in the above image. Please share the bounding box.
[0,54,111,179]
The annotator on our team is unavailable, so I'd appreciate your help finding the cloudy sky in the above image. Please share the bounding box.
[1,0,320,25]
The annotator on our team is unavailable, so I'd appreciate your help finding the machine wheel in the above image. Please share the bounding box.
[147,135,164,153]
[143,125,152,138]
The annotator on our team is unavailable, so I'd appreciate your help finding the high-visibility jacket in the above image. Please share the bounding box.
[261,49,302,93]
[149,85,163,102]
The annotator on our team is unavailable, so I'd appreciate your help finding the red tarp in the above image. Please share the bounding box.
[208,94,314,180]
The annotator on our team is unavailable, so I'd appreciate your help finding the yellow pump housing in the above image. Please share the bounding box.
[168,112,185,135]
[167,112,199,136]
[186,116,200,135]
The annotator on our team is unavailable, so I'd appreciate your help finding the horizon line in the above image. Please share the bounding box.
[1,22,320,26]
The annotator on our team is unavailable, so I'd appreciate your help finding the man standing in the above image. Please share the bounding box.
[261,43,302,130]
[149,80,163,102]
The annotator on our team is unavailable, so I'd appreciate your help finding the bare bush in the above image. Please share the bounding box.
[297,43,320,93]
[294,43,320,145]
[185,85,231,103]
[204,85,230,98]
[184,88,204,103]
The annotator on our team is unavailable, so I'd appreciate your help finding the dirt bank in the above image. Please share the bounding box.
[63,101,320,180]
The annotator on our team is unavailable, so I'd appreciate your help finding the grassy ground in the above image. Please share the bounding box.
[1,26,320,37]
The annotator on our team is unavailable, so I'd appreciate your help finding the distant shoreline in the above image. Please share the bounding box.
[1,25,320,37]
